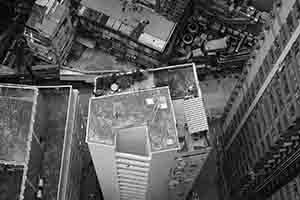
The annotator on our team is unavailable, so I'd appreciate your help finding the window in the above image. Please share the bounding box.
[283,74,290,97]
[268,47,275,65]
[277,119,282,133]
[264,96,271,123]
[270,89,278,116]
[275,83,284,110]
[273,37,282,58]
[279,25,288,46]
[258,66,265,85]
[254,75,260,94]
[255,119,262,141]
[262,58,270,79]
[281,113,289,132]
[287,62,296,92]
[233,115,238,131]
[287,11,296,33]
[289,103,296,120]
[265,55,272,73]
[292,3,300,28]
[242,99,247,116]
[266,134,272,151]
[261,140,265,155]
[261,115,267,135]
[237,107,242,124]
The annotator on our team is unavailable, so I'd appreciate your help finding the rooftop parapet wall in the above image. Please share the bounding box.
[87,86,179,153]
[0,85,82,200]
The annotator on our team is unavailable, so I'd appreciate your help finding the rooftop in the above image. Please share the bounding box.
[91,64,210,153]
[153,65,200,99]
[0,86,37,165]
[0,85,79,200]
[81,0,176,51]
[94,63,200,98]
[87,86,179,153]
[26,1,68,38]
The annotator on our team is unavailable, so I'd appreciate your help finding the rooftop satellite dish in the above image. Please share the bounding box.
[111,83,119,92]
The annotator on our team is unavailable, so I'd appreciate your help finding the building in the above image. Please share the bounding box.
[266,174,300,200]
[87,63,211,200]
[217,0,300,199]
[76,0,190,68]
[0,85,84,200]
[24,0,75,64]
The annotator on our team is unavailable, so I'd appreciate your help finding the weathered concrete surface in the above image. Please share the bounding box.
[191,149,220,200]
[200,76,237,119]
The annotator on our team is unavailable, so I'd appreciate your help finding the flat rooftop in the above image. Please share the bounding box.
[0,86,37,165]
[153,64,200,99]
[87,86,179,153]
[81,0,176,51]
[0,85,79,200]
[92,63,209,152]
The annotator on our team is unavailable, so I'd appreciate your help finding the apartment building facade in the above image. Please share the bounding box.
[217,0,300,199]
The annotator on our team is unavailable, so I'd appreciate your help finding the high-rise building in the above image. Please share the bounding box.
[76,0,190,68]
[24,0,75,64]
[0,85,84,200]
[217,0,300,199]
[266,174,300,200]
[86,63,211,200]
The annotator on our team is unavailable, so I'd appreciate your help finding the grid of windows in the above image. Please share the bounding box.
[267,175,300,200]
[220,1,300,196]
[221,0,300,148]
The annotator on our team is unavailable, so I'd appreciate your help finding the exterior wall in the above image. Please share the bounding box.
[76,7,163,68]
[88,65,210,200]
[0,85,38,200]
[0,85,83,200]
[222,0,296,148]
[267,175,300,200]
[24,0,75,64]
[59,90,84,200]
[76,0,190,68]
[88,144,120,200]
[88,141,180,200]
[64,95,85,200]
[218,0,300,199]
[148,151,177,200]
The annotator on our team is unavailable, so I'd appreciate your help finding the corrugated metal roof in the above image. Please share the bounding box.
[183,97,208,134]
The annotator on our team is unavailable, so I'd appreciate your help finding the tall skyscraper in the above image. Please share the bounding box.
[217,0,300,199]
[24,0,75,64]
[86,63,211,200]
[0,85,84,200]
